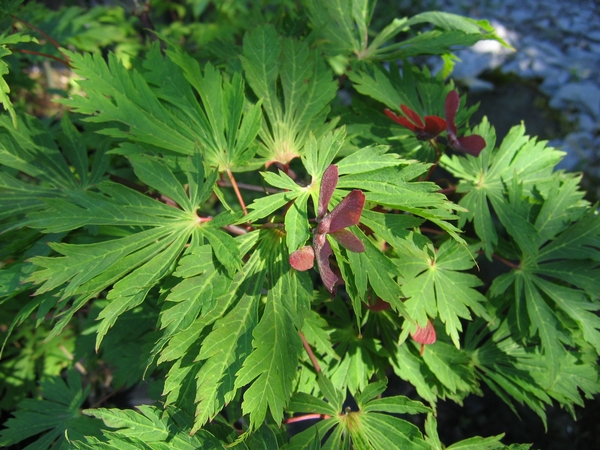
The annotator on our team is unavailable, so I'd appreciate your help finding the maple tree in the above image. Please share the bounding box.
[0,0,599,449]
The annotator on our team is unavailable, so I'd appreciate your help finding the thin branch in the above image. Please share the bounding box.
[12,49,70,67]
[420,227,445,235]
[438,186,457,196]
[423,140,441,181]
[299,331,321,373]
[109,174,146,193]
[480,251,521,270]
[89,386,124,409]
[218,179,281,194]
[283,413,331,424]
[109,174,179,208]
[226,169,248,215]
[260,222,285,229]
[223,224,248,235]
[10,15,63,51]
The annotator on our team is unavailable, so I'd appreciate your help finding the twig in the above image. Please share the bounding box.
[109,174,146,193]
[438,186,457,195]
[218,179,281,194]
[226,169,248,215]
[420,227,445,235]
[223,224,248,235]
[479,251,521,270]
[10,15,63,51]
[12,49,70,67]
[89,386,124,409]
[283,413,331,424]
[299,331,321,373]
[423,140,441,181]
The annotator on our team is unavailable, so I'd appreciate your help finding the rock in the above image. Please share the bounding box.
[425,0,600,171]
[578,113,599,133]
[539,68,571,96]
[549,82,600,119]
[587,30,600,42]
[556,17,573,33]
[555,131,596,170]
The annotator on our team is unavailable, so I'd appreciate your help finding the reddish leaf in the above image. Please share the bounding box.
[329,229,365,253]
[289,245,315,271]
[396,115,420,132]
[400,104,425,128]
[444,90,485,156]
[423,116,447,138]
[456,135,486,156]
[385,106,446,141]
[444,90,460,136]
[384,108,416,130]
[364,296,391,311]
[327,190,365,233]
[314,235,337,292]
[411,320,436,345]
[318,165,339,220]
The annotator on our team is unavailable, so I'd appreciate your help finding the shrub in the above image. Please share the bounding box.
[1,1,598,448]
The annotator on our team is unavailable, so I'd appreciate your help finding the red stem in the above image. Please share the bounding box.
[420,227,445,235]
[10,15,63,51]
[438,186,457,195]
[299,331,321,373]
[423,140,441,181]
[89,386,124,409]
[484,251,520,270]
[11,49,70,67]
[283,413,331,424]
[226,169,248,215]
[217,179,280,194]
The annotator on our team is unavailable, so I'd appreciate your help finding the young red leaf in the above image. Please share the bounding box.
[385,106,446,141]
[329,229,365,253]
[364,296,392,312]
[411,320,436,345]
[444,90,485,156]
[326,190,365,234]
[444,90,460,136]
[411,319,436,356]
[422,116,447,138]
[289,245,315,271]
[318,164,339,220]
[454,135,486,156]
[385,109,420,132]
[400,104,425,128]
[314,235,338,292]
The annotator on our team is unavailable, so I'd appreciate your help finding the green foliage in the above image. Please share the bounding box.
[0,1,598,449]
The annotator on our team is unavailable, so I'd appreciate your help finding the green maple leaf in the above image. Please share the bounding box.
[287,377,431,449]
[73,405,224,449]
[0,114,109,231]
[159,229,309,435]
[441,122,566,258]
[468,319,600,427]
[373,11,509,62]
[25,153,235,350]
[61,44,261,171]
[241,25,338,165]
[303,0,375,62]
[399,239,488,347]
[159,236,266,432]
[348,62,479,162]
[0,32,40,128]
[337,164,465,242]
[480,180,600,383]
[441,121,600,386]
[235,230,311,432]
[304,1,507,64]
[0,370,96,449]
